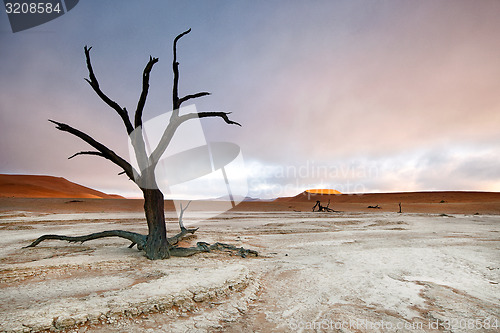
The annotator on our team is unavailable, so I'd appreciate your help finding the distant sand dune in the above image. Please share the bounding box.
[280,190,500,204]
[0,174,123,199]
[269,190,500,214]
[1,176,499,214]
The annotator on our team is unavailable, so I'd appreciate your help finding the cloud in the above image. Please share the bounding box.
[245,141,500,198]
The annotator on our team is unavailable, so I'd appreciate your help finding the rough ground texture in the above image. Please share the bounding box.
[0,209,499,332]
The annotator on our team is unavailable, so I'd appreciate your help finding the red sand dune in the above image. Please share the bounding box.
[0,174,123,199]
[0,178,499,215]
[281,190,500,204]
[269,189,500,214]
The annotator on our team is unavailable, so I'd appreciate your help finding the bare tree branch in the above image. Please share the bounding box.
[84,46,134,134]
[180,111,242,126]
[178,91,210,107]
[135,56,159,128]
[68,151,104,160]
[178,200,192,230]
[128,56,160,175]
[49,119,136,181]
[169,200,198,246]
[172,28,191,116]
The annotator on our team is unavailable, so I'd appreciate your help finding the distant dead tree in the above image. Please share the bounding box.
[25,29,257,260]
[312,200,336,212]
[398,202,402,213]
[367,205,381,209]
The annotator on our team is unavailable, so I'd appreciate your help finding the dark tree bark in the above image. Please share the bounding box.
[25,29,257,260]
[143,188,170,259]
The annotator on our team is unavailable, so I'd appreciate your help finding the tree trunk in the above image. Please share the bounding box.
[142,188,170,259]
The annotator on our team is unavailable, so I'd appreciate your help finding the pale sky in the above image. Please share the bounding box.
[1,1,500,198]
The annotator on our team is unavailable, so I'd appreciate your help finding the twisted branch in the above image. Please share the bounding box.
[172,29,192,114]
[167,201,198,246]
[184,111,242,126]
[49,119,136,181]
[68,151,104,159]
[24,230,147,250]
[84,46,134,134]
[179,91,210,108]
[135,56,159,128]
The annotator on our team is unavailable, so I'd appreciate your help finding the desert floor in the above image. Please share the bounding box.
[0,202,499,332]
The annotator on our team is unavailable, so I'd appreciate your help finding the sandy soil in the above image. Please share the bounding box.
[0,201,499,332]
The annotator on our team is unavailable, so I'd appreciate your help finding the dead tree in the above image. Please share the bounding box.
[398,202,402,213]
[312,200,336,212]
[25,29,256,260]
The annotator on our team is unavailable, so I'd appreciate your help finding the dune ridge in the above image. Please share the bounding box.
[0,174,123,199]
[305,188,342,195]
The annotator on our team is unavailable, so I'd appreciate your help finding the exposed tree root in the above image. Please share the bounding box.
[24,203,258,259]
[24,229,258,259]
[170,242,259,258]
[168,226,198,246]
[24,230,147,250]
